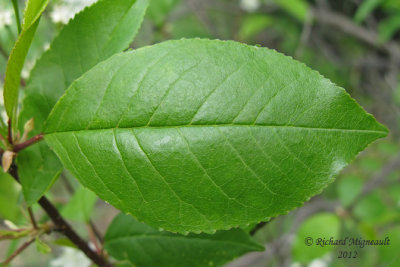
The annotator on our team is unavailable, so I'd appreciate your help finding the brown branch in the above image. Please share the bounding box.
[61,174,104,244]
[38,197,112,266]
[8,165,113,267]
[27,207,38,229]
[1,238,35,266]
[87,224,102,254]
[13,133,44,152]
[64,168,103,252]
[89,220,104,244]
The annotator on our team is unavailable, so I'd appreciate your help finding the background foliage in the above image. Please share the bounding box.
[0,0,399,266]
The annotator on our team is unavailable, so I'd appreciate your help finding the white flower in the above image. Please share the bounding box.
[50,247,91,267]
[0,10,12,28]
[240,0,261,12]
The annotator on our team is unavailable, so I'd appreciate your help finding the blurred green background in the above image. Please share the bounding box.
[0,0,399,266]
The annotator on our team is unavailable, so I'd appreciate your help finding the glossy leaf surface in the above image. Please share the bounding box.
[104,213,264,267]
[17,0,148,205]
[45,39,387,233]
[20,0,149,132]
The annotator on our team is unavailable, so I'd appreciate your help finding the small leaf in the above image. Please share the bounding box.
[239,14,272,40]
[3,0,49,120]
[0,229,31,240]
[53,238,77,249]
[147,0,180,26]
[0,170,22,222]
[292,213,340,263]
[378,13,400,43]
[379,227,400,265]
[2,151,16,173]
[337,175,363,207]
[21,117,35,142]
[104,213,264,267]
[17,145,62,205]
[273,0,309,22]
[35,237,51,254]
[61,186,97,222]
[354,0,383,23]
[17,0,149,205]
[44,39,387,233]
[354,192,387,224]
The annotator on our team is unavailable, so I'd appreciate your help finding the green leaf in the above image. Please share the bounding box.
[3,0,49,120]
[239,14,272,40]
[104,213,264,267]
[147,0,180,26]
[354,0,383,23]
[35,237,51,254]
[379,227,400,266]
[337,175,363,207]
[17,0,149,205]
[17,144,62,205]
[170,15,211,39]
[273,0,309,22]
[378,13,400,43]
[61,186,97,222]
[20,0,149,133]
[44,39,387,234]
[354,192,387,224]
[0,229,31,240]
[0,170,23,222]
[292,213,340,263]
[53,238,77,249]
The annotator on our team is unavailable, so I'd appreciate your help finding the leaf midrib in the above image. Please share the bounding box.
[45,124,388,136]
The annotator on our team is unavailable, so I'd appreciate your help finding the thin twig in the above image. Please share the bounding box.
[61,174,104,244]
[37,197,112,266]
[28,207,38,229]
[89,220,104,244]
[1,238,35,266]
[13,133,44,152]
[87,224,102,254]
[8,165,113,267]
